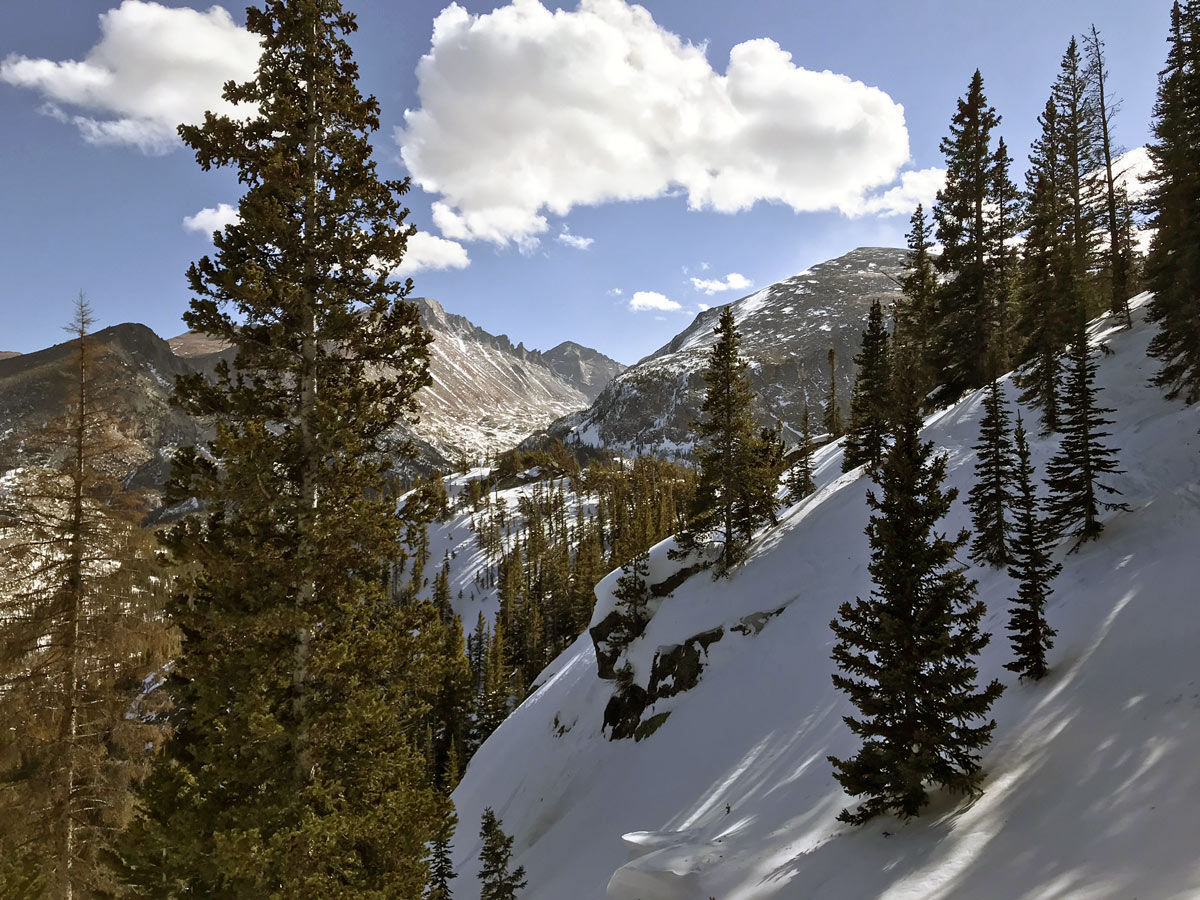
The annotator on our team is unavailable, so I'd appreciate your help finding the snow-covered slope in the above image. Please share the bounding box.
[450,295,1200,900]
[549,247,906,454]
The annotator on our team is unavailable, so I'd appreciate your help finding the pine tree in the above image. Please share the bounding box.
[1144,1,1200,404]
[1005,416,1060,681]
[1045,318,1128,547]
[895,204,938,371]
[611,551,651,646]
[967,377,1015,567]
[1015,98,1071,434]
[843,299,892,471]
[121,3,442,895]
[738,426,785,537]
[0,298,175,899]
[823,347,843,438]
[828,367,1003,824]
[988,137,1022,371]
[787,404,817,502]
[478,809,526,900]
[1083,24,1134,326]
[930,70,1008,404]
[687,307,762,572]
[425,804,457,900]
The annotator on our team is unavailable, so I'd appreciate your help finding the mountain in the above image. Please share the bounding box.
[448,295,1200,899]
[548,247,907,454]
[409,297,623,462]
[0,351,20,361]
[0,299,622,484]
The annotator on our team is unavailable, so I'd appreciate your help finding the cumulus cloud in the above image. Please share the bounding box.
[0,1,260,154]
[630,291,680,312]
[182,203,239,235]
[556,226,595,250]
[848,166,946,217]
[397,0,914,248]
[394,231,470,275]
[690,272,752,295]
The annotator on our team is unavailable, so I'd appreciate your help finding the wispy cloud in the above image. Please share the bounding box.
[690,272,753,295]
[630,291,681,312]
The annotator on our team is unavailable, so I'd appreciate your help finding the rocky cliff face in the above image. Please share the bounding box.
[547,247,907,453]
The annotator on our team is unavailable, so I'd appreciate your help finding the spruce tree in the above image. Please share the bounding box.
[738,425,786,537]
[988,137,1022,371]
[1083,24,1134,326]
[967,377,1015,567]
[478,809,526,900]
[425,804,457,900]
[1045,318,1128,547]
[121,3,441,896]
[1144,1,1200,404]
[1005,416,1060,681]
[930,70,1008,404]
[823,347,843,438]
[687,307,762,572]
[843,299,892,471]
[895,204,938,370]
[787,403,817,502]
[0,298,175,898]
[828,366,1003,824]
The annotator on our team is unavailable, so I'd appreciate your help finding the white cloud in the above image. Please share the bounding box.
[1,1,260,154]
[397,0,914,247]
[848,166,946,217]
[393,231,470,275]
[182,202,239,235]
[607,287,623,296]
[690,272,753,295]
[697,302,711,312]
[556,226,594,250]
[630,290,680,312]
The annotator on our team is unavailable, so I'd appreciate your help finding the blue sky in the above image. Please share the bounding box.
[0,0,1174,363]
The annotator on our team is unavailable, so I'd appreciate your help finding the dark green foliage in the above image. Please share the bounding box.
[121,4,443,896]
[425,804,457,900]
[688,308,779,572]
[829,369,1003,824]
[611,552,651,645]
[930,70,1012,404]
[1005,417,1060,681]
[823,347,843,438]
[967,378,1015,567]
[1144,1,1200,404]
[988,137,1022,371]
[1045,321,1128,547]
[895,204,938,371]
[787,404,817,502]
[478,809,525,900]
[843,300,892,471]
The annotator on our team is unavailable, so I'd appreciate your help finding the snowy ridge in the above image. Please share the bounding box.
[551,247,906,455]
[450,295,1200,900]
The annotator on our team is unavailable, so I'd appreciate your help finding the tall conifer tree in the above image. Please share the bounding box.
[1144,1,1200,404]
[843,300,892,472]
[425,805,457,900]
[121,3,442,895]
[1045,319,1128,547]
[823,348,843,438]
[0,299,174,899]
[967,377,1015,567]
[1005,416,1060,681]
[478,810,526,900]
[829,366,1003,823]
[787,404,817,502]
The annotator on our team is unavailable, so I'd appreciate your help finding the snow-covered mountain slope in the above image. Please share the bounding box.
[450,294,1200,900]
[411,298,623,462]
[548,247,906,454]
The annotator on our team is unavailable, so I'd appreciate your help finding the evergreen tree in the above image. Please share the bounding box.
[738,426,786,537]
[930,70,1008,404]
[1083,24,1134,326]
[478,809,526,900]
[1144,1,1200,404]
[967,377,1015,567]
[121,3,441,895]
[894,204,938,373]
[823,347,843,438]
[1045,318,1128,547]
[611,551,651,646]
[687,307,762,572]
[828,368,1003,824]
[787,404,817,502]
[425,804,457,900]
[0,298,175,898]
[988,137,1022,371]
[1005,416,1060,681]
[1015,98,1071,434]
[843,299,892,471]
